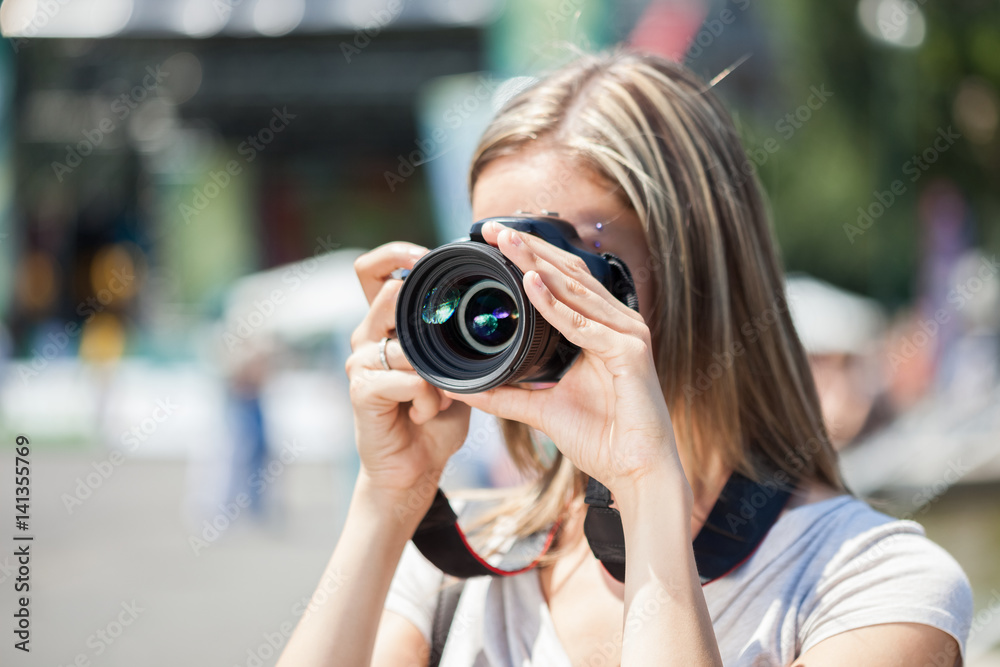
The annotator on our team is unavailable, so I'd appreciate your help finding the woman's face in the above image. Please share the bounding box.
[470,147,656,321]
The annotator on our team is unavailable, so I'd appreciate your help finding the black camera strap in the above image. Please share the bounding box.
[600,252,640,312]
[411,489,561,578]
[411,471,791,584]
[582,471,792,583]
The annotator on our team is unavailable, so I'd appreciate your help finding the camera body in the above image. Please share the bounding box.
[395,215,630,394]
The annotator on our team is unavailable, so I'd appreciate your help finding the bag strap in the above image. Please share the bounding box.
[428,580,465,667]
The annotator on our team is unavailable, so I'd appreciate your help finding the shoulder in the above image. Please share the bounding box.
[794,495,965,585]
[791,495,973,659]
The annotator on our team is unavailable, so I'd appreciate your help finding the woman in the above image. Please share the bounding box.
[278,51,972,666]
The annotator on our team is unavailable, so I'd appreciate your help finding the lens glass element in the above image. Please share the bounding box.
[420,286,461,325]
[417,278,519,357]
[459,281,519,353]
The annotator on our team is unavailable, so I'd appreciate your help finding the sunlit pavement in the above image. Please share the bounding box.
[0,451,348,667]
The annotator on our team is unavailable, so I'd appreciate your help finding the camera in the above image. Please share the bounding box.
[395,214,636,393]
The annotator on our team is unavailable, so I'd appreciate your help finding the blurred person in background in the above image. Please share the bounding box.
[222,333,279,518]
[874,248,1000,421]
[882,310,940,415]
[786,275,892,450]
[278,51,972,667]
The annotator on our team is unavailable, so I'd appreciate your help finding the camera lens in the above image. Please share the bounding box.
[396,241,581,393]
[417,279,518,356]
[458,280,519,353]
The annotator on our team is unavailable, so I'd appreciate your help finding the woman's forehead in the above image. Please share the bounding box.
[471,149,630,229]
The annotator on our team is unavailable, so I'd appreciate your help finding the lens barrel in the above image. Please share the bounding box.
[396,241,580,393]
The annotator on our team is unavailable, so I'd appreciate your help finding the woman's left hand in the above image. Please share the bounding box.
[445,221,689,498]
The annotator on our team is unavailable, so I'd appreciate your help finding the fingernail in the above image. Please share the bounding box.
[509,231,523,247]
[529,270,543,288]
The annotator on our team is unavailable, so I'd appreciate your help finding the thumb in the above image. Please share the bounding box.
[443,385,543,429]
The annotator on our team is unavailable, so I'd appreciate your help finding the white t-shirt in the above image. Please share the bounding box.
[385,494,973,666]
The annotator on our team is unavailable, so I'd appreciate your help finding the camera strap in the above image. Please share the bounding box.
[411,489,561,578]
[599,252,640,312]
[583,471,792,583]
[411,472,791,583]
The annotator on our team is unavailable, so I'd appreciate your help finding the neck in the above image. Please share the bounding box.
[686,449,733,536]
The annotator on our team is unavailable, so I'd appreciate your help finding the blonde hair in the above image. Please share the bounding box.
[465,50,843,557]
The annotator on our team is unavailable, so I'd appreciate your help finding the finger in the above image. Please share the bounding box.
[349,338,414,373]
[443,385,544,431]
[351,279,404,349]
[354,242,429,303]
[351,369,442,421]
[487,222,643,324]
[522,269,643,368]
[496,228,643,334]
[408,382,444,426]
[382,337,413,372]
[437,388,453,413]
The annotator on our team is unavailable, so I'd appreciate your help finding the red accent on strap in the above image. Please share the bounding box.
[453,518,561,577]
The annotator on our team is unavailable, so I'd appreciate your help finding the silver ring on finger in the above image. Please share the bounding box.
[378,336,392,371]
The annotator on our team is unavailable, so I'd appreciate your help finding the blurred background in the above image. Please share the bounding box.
[0,0,998,665]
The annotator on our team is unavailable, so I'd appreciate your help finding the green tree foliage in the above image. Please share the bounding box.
[740,0,999,306]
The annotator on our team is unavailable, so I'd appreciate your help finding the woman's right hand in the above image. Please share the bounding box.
[346,242,471,503]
